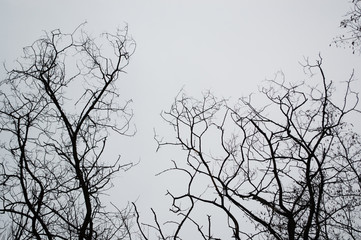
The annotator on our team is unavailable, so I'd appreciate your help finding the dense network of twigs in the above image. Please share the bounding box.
[136,58,361,240]
[0,24,136,239]
[1,2,361,239]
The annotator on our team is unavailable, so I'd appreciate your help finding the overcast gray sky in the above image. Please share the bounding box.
[1,0,360,237]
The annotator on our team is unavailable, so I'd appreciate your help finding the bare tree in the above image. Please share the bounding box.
[138,57,361,239]
[333,0,361,53]
[0,24,136,239]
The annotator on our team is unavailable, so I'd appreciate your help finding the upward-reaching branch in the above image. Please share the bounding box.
[143,58,361,239]
[0,24,136,240]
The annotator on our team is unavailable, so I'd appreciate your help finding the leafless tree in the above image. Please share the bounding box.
[0,24,136,239]
[138,57,361,239]
[333,0,361,53]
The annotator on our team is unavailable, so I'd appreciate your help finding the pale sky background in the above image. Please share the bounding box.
[1,0,360,237]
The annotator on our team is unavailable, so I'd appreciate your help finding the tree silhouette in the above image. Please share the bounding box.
[138,57,361,239]
[0,24,136,239]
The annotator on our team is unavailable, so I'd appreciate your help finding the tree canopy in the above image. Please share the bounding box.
[1,2,361,240]
[0,24,136,239]
[135,57,361,239]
